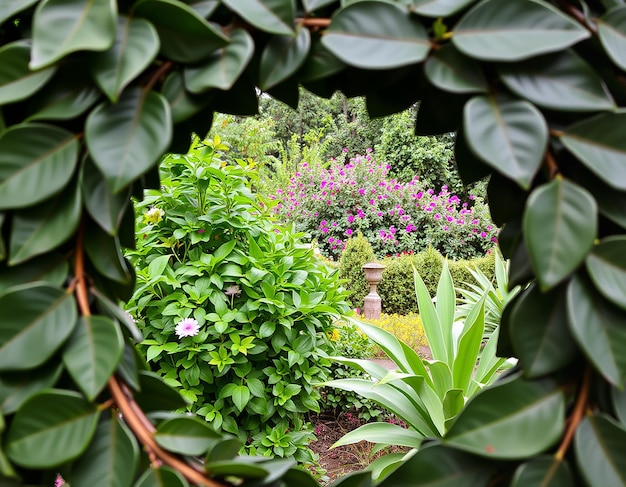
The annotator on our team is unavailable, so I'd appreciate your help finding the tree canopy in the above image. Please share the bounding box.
[1,0,626,486]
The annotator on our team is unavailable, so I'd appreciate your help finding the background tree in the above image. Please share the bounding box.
[1,1,626,486]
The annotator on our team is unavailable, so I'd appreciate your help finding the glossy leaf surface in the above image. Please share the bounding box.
[511,456,574,487]
[412,0,476,17]
[0,284,76,371]
[322,2,430,69]
[134,466,189,487]
[86,88,172,193]
[260,27,310,90]
[0,0,39,25]
[463,95,547,190]
[453,0,589,61]
[586,236,626,310]
[598,6,626,71]
[524,178,597,290]
[221,0,294,35]
[0,123,78,209]
[6,390,99,468]
[424,44,487,94]
[31,0,117,69]
[0,41,56,105]
[444,375,564,459]
[154,416,222,455]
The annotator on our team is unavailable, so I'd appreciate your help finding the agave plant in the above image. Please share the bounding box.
[325,260,511,478]
[456,249,520,340]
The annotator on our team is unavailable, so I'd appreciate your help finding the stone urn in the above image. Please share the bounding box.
[362,262,385,319]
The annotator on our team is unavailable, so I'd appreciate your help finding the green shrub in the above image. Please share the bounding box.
[338,233,376,310]
[125,137,351,462]
[360,313,428,356]
[449,252,495,291]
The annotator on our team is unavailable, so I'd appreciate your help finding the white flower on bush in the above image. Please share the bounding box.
[144,207,164,224]
[175,318,200,338]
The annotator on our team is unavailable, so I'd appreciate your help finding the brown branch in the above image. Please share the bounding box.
[145,61,175,92]
[555,366,591,461]
[556,0,597,35]
[297,17,331,28]
[74,224,225,486]
[545,149,560,180]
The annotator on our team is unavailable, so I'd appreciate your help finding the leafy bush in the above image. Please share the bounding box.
[125,138,351,461]
[338,233,376,310]
[270,153,497,260]
[360,313,428,356]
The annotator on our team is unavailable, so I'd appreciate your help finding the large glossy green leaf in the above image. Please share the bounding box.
[297,39,345,82]
[575,414,626,487]
[424,44,487,94]
[221,0,294,35]
[90,16,160,102]
[85,225,132,284]
[30,0,117,69]
[453,0,589,61]
[322,2,430,69]
[0,253,67,294]
[561,112,626,191]
[82,157,131,236]
[86,88,172,193]
[0,363,63,415]
[6,390,100,468]
[510,284,577,378]
[614,387,626,427]
[511,456,574,487]
[134,466,189,487]
[9,179,81,265]
[452,295,485,392]
[134,0,228,63]
[598,6,626,71]
[204,460,272,479]
[71,416,138,487]
[154,416,222,455]
[0,0,39,25]
[184,29,254,92]
[499,49,615,112]
[0,284,76,371]
[0,40,57,105]
[331,422,423,449]
[63,316,124,401]
[463,95,547,190]
[412,0,476,16]
[135,371,188,412]
[378,444,492,487]
[0,123,78,209]
[444,375,564,459]
[162,71,213,123]
[259,27,310,90]
[586,236,626,310]
[414,267,448,363]
[524,178,597,290]
[568,274,626,387]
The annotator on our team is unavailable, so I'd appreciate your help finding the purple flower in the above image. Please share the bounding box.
[175,318,200,338]
[359,188,365,195]
[348,215,355,223]
[346,228,353,236]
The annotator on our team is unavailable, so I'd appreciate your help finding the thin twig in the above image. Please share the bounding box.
[297,17,331,28]
[145,61,175,92]
[545,149,560,180]
[555,366,591,461]
[556,0,597,34]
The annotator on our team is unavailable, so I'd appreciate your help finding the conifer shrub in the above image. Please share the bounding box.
[338,233,376,310]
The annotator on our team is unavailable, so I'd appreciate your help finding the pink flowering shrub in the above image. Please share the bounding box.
[270,151,497,259]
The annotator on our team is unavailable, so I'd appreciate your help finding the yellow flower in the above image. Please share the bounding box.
[143,207,164,224]
[327,329,340,342]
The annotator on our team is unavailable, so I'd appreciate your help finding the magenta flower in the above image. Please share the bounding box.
[346,228,353,237]
[348,215,355,223]
[175,318,200,338]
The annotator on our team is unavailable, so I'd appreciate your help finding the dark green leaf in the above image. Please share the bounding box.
[0,253,67,294]
[162,71,214,123]
[86,88,172,193]
[154,416,222,455]
[499,49,615,112]
[0,123,78,209]
[412,0,476,16]
[0,284,76,371]
[575,414,626,487]
[6,390,100,468]
[598,6,626,71]
[135,371,188,412]
[511,456,574,487]
[297,39,345,82]
[424,44,487,94]
[63,316,124,401]
[0,362,63,415]
[92,288,144,343]
[205,437,242,462]
[259,27,310,90]
[30,0,117,69]
[453,0,589,61]
[84,224,132,284]
[613,387,626,427]
[71,416,139,487]
[463,95,547,190]
[0,40,57,105]
[134,0,228,63]
[0,0,39,25]
[568,273,626,387]
[330,471,372,487]
[378,444,493,487]
[204,459,270,478]
[0,213,4,262]
[221,0,294,36]
[510,284,577,377]
[90,16,160,102]
[185,29,254,92]
[9,178,81,265]
[561,111,626,191]
[321,2,430,69]
[134,466,189,487]
[586,236,626,310]
[303,0,336,12]
[524,178,597,290]
[444,375,564,459]
[82,157,131,235]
